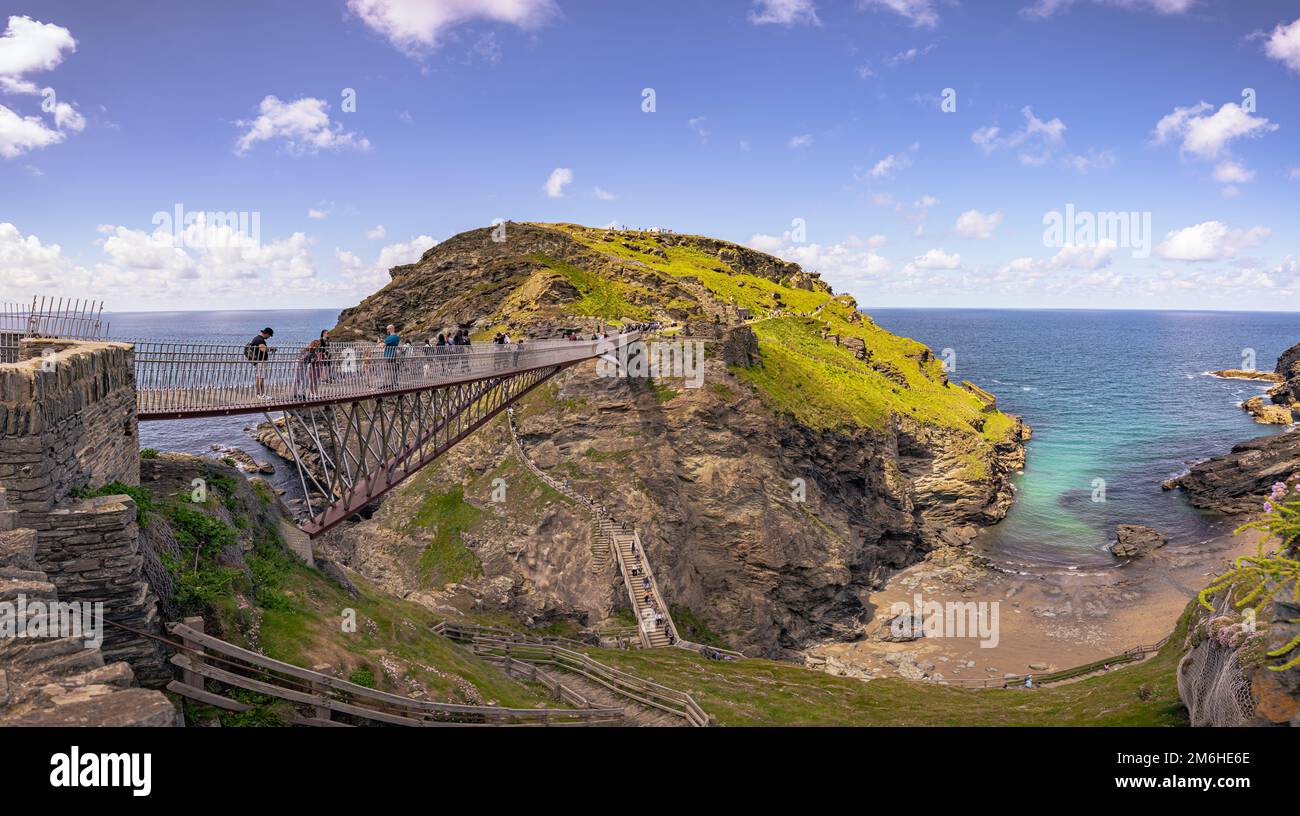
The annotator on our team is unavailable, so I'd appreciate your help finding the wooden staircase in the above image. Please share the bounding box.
[602,517,675,648]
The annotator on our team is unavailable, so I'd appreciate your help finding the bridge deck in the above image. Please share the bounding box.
[134,336,629,420]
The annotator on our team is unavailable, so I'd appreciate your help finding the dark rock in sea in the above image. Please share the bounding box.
[1163,431,1300,514]
[1110,524,1167,559]
[1270,341,1300,408]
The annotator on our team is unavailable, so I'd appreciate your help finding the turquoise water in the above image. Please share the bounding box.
[872,309,1294,568]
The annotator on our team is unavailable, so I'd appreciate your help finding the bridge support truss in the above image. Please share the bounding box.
[267,363,567,537]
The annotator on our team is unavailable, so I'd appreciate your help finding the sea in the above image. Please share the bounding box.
[109,307,1296,569]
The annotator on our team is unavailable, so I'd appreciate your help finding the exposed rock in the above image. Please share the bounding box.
[1243,395,1294,425]
[1270,341,1300,408]
[722,325,760,368]
[1165,431,1300,514]
[1208,369,1282,382]
[1110,524,1167,559]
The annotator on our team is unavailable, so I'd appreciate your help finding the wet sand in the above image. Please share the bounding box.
[803,526,1266,683]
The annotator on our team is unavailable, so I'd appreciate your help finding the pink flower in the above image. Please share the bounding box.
[1264,501,1275,513]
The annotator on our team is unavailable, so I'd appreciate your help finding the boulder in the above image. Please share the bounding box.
[1243,396,1294,425]
[1110,524,1167,559]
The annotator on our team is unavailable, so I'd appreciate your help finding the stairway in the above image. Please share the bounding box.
[604,518,672,648]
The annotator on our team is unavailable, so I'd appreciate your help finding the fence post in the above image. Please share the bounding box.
[180,616,204,690]
[311,664,334,722]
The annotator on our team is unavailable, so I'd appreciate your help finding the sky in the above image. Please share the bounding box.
[1,0,1299,312]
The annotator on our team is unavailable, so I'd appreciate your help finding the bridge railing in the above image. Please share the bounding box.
[133,333,640,418]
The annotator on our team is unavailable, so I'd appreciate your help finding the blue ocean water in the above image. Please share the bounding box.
[110,308,1295,567]
[871,309,1295,568]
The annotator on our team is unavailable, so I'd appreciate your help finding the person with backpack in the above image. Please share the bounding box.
[383,324,401,387]
[245,327,273,398]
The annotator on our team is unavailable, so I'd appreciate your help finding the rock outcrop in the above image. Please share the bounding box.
[316,222,1028,657]
[1164,432,1300,514]
[1109,524,1166,559]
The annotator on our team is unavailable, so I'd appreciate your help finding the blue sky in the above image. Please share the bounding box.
[1,0,1298,311]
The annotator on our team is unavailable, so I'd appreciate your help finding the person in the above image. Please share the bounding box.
[245,327,273,398]
[318,329,333,382]
[642,577,650,591]
[1024,675,1034,689]
[383,324,401,387]
[295,339,322,398]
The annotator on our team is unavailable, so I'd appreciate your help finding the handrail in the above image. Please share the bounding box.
[166,621,622,725]
[134,332,642,419]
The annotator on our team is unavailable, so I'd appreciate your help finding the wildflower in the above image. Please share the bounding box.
[1264,501,1274,513]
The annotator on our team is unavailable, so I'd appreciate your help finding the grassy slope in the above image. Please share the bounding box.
[588,608,1192,726]
[549,225,1019,467]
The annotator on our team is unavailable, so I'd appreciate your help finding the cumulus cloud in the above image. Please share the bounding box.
[971,106,1072,166]
[337,234,438,291]
[367,225,387,240]
[858,0,939,28]
[0,16,84,159]
[1152,101,1276,162]
[234,96,371,156]
[954,209,1004,240]
[544,167,573,198]
[0,221,87,296]
[346,0,559,57]
[593,186,616,201]
[1212,159,1255,184]
[1263,16,1300,74]
[903,248,960,275]
[746,232,892,290]
[749,0,820,26]
[788,133,813,149]
[1156,221,1270,262]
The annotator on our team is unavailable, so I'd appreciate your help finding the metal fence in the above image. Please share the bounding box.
[134,334,638,419]
[0,298,107,363]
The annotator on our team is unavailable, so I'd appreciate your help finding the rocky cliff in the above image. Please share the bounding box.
[318,222,1028,658]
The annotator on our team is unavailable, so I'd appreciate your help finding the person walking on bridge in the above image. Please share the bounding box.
[383,324,401,387]
[246,327,273,399]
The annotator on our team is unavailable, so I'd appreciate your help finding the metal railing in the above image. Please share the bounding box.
[0,297,106,363]
[135,334,638,419]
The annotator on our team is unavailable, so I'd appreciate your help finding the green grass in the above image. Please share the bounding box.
[529,253,651,321]
[70,480,156,521]
[669,604,729,648]
[403,485,484,588]
[588,606,1194,726]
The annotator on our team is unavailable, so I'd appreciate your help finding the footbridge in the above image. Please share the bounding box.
[4,297,637,539]
[133,334,639,536]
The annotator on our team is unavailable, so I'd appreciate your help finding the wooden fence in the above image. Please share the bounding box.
[435,622,712,726]
[166,619,623,726]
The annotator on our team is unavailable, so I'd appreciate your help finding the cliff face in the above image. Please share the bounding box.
[323,223,1027,657]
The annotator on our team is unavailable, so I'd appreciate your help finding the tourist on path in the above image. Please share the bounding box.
[246,327,273,398]
[383,324,401,387]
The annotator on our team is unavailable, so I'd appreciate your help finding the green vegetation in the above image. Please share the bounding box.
[669,604,727,648]
[588,608,1195,726]
[348,666,375,688]
[140,448,160,459]
[403,485,484,588]
[529,253,651,321]
[71,481,155,521]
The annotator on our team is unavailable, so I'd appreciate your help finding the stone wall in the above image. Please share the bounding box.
[0,339,138,522]
[0,339,168,687]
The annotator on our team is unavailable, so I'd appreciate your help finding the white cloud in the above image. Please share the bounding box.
[749,0,820,26]
[0,16,84,159]
[1062,148,1116,173]
[0,222,87,296]
[234,96,371,156]
[971,106,1070,166]
[544,166,573,198]
[1021,0,1194,18]
[1263,16,1300,74]
[858,0,939,28]
[869,152,911,178]
[788,133,813,149]
[688,116,709,143]
[904,248,960,274]
[593,186,616,201]
[337,234,438,291]
[0,104,65,158]
[1050,241,1116,270]
[1156,221,1270,262]
[1212,159,1255,184]
[954,209,1004,240]
[367,224,387,240]
[307,208,329,219]
[346,0,558,56]
[867,233,888,249]
[1151,101,1276,161]
[0,15,76,87]
[885,43,936,65]
[747,232,892,290]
